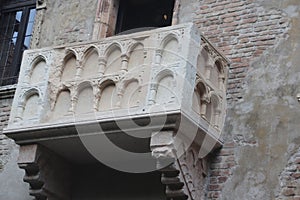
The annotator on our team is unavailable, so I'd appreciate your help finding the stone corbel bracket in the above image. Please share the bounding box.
[18,144,71,200]
[150,131,188,199]
[151,128,219,200]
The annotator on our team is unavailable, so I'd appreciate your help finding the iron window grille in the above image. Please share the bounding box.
[0,0,36,86]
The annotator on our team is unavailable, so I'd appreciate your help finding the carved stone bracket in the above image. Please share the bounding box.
[160,162,189,200]
[150,131,211,200]
[150,131,189,199]
[18,144,71,200]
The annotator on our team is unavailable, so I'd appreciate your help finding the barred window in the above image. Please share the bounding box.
[0,0,36,86]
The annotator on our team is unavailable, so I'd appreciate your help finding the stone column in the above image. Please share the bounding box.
[98,58,106,76]
[155,50,163,65]
[75,60,82,80]
[121,54,129,73]
[148,83,157,105]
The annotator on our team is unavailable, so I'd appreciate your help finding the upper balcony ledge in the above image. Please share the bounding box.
[4,23,229,145]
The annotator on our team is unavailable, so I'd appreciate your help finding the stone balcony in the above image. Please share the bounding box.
[4,23,229,164]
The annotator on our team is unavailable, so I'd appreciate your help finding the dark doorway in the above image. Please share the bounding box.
[115,0,175,34]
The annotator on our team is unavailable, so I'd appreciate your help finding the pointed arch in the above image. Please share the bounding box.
[104,43,122,74]
[127,42,144,71]
[206,92,221,126]
[160,35,180,65]
[76,82,94,114]
[120,78,141,108]
[52,88,72,119]
[98,80,117,111]
[20,88,41,120]
[30,55,47,84]
[61,52,77,81]
[192,81,208,115]
[155,70,176,105]
[82,46,99,78]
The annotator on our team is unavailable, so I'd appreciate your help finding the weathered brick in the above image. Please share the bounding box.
[294,158,300,164]
[292,173,300,179]
[216,176,227,183]
[223,17,234,23]
[207,191,220,198]
[242,17,258,23]
[282,188,295,196]
[217,149,234,156]
[209,184,222,191]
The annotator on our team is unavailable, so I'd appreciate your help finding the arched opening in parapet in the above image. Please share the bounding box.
[161,37,179,65]
[52,89,71,119]
[30,57,46,84]
[127,43,144,71]
[76,83,94,114]
[23,92,40,120]
[206,94,220,126]
[98,81,117,111]
[105,45,122,75]
[121,80,140,108]
[155,73,175,105]
[62,53,77,81]
[82,47,99,78]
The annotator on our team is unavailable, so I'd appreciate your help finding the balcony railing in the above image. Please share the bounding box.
[4,23,229,144]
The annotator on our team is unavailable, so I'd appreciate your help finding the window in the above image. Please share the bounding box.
[115,0,175,34]
[93,0,178,39]
[0,0,36,86]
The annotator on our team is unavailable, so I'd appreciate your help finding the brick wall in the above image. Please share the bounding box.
[194,0,290,101]
[277,148,300,200]
[0,87,15,171]
[206,143,236,199]
[192,0,291,199]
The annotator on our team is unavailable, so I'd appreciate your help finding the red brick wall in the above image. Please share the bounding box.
[194,0,289,101]
[277,149,300,199]
[193,0,290,199]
